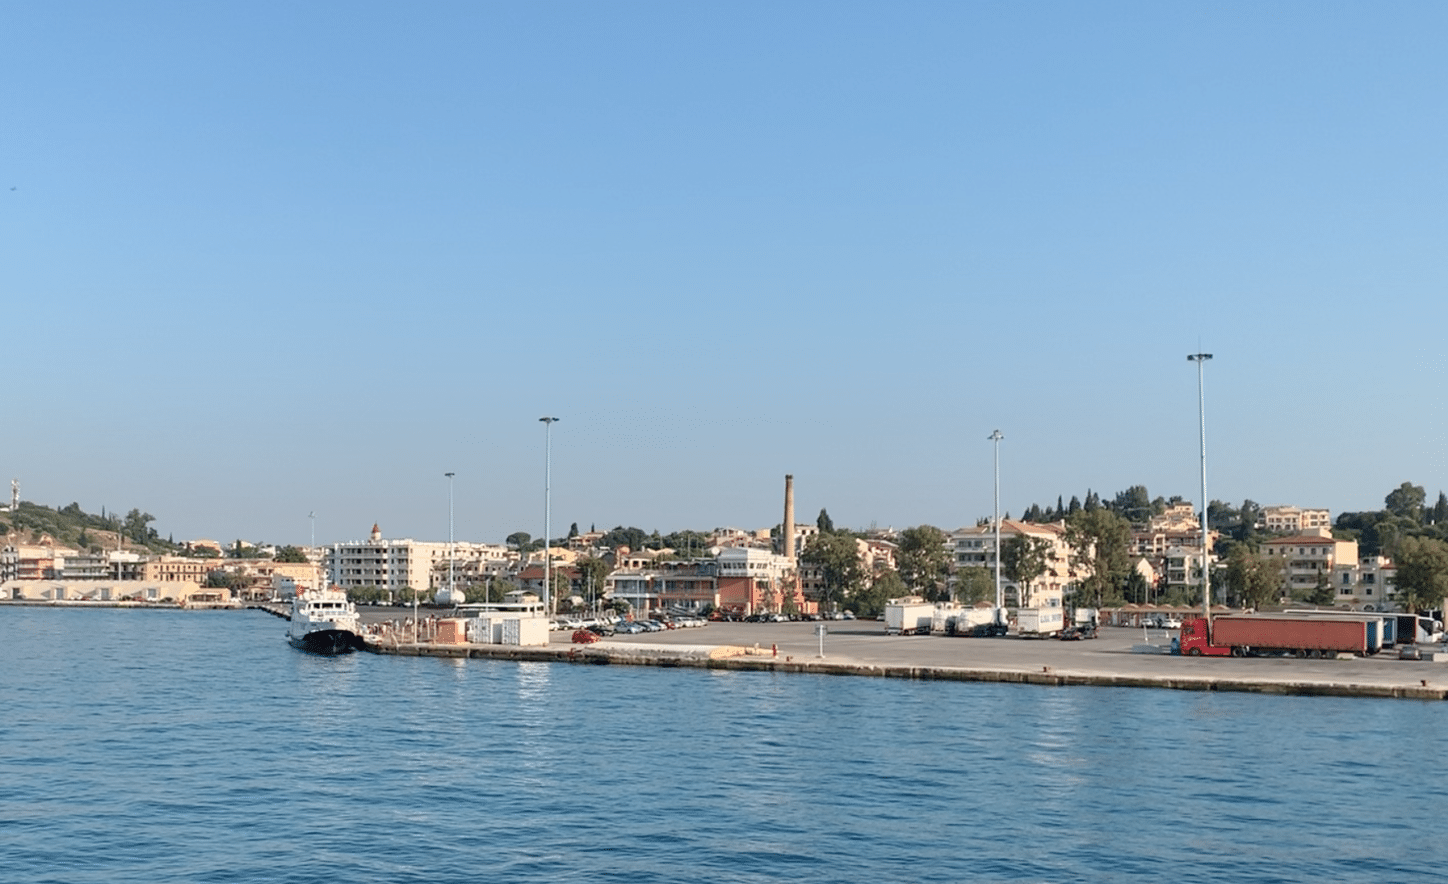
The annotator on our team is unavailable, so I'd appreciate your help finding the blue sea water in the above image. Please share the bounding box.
[1,607,1443,884]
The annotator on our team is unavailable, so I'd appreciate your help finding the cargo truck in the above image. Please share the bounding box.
[1015,607,1064,638]
[884,600,936,635]
[1179,614,1380,658]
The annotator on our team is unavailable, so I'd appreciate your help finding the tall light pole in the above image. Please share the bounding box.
[989,429,1004,611]
[445,472,456,600]
[309,511,317,593]
[1188,353,1212,621]
[540,417,560,616]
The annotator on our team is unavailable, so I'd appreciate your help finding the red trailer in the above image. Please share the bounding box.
[1179,615,1378,658]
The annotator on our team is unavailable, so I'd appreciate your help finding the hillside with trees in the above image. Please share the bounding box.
[0,501,181,554]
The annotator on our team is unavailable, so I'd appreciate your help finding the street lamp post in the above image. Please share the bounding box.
[445,472,456,600]
[1188,353,1213,622]
[989,429,1004,611]
[540,417,560,616]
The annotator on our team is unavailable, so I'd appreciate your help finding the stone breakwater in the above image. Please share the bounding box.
[362,627,1448,702]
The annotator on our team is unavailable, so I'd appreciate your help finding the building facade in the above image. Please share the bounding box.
[1262,529,1359,597]
[949,520,1079,609]
[1262,506,1332,534]
[326,524,449,596]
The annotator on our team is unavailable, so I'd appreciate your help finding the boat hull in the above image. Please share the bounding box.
[288,628,361,656]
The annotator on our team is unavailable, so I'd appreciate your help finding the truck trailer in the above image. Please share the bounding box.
[1179,614,1381,658]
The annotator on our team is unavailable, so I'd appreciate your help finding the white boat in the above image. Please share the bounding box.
[287,586,362,655]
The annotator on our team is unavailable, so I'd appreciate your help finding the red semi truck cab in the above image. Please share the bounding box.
[1178,617,1230,656]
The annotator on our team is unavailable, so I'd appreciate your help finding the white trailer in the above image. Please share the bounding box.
[884,600,936,635]
[1016,607,1064,638]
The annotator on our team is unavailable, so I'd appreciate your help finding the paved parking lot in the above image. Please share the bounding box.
[564,619,1448,695]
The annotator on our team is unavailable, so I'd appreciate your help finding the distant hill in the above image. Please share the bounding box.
[0,501,182,555]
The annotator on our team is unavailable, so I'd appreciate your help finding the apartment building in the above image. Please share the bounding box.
[949,520,1078,609]
[1163,545,1210,595]
[326,523,449,594]
[1332,555,1398,608]
[603,561,722,615]
[1261,529,1358,596]
[2,545,145,582]
[1149,504,1199,532]
[1132,527,1210,559]
[1262,506,1332,533]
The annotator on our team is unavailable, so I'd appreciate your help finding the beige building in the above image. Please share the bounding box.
[1332,555,1397,609]
[1262,529,1358,596]
[1149,504,1200,532]
[1262,506,1332,533]
[950,520,1079,609]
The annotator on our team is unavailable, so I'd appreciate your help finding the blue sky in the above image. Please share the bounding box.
[4,2,1445,547]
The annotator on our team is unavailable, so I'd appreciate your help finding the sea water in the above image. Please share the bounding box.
[1,606,1442,883]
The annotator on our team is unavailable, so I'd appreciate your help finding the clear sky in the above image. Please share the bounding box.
[4,2,1445,547]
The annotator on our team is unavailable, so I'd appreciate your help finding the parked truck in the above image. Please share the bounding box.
[1059,607,1099,640]
[884,600,936,636]
[1179,614,1381,658]
[1015,607,1064,638]
[1396,614,1445,645]
[947,605,1009,637]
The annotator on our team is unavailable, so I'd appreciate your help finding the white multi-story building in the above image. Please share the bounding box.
[715,546,796,584]
[326,524,514,595]
[326,523,449,595]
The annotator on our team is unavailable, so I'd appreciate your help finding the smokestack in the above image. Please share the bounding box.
[783,474,795,560]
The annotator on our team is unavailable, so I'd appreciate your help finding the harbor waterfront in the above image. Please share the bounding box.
[3,604,1444,884]
[338,608,1448,702]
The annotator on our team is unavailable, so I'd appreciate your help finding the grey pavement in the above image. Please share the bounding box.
[553,620,1448,695]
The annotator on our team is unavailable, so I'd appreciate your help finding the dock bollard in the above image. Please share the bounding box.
[772,644,777,658]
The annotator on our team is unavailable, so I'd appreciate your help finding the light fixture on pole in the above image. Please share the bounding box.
[445,472,456,600]
[540,417,560,616]
[1188,353,1212,622]
[989,429,1004,611]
